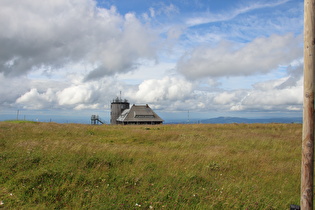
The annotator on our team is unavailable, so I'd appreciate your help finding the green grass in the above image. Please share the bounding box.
[3,120,37,124]
[0,122,302,209]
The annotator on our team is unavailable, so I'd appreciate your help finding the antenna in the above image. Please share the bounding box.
[120,91,122,101]
[16,109,19,120]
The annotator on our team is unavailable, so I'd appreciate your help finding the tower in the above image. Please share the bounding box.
[110,97,130,124]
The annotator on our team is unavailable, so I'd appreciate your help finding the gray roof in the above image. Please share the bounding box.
[116,104,163,123]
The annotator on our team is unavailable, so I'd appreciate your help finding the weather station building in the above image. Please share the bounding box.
[110,97,130,125]
[110,98,163,125]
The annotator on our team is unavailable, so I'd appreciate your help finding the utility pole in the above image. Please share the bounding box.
[301,0,315,209]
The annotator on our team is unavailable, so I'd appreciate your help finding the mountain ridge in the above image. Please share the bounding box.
[200,116,302,124]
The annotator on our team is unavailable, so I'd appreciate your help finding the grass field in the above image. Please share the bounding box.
[0,121,302,209]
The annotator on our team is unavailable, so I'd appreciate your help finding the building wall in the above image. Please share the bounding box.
[119,121,162,125]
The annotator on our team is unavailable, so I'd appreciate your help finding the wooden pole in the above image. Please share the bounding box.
[301,0,315,209]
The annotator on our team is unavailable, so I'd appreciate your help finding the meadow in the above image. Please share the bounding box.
[0,121,302,209]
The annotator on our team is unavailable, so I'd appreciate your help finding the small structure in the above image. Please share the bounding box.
[116,104,163,125]
[91,115,104,125]
[110,97,130,125]
[110,96,163,125]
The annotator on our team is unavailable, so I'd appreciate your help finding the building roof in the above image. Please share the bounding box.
[116,104,163,123]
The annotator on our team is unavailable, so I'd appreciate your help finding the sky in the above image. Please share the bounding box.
[0,0,304,123]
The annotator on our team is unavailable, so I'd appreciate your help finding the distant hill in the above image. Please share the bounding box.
[200,116,302,124]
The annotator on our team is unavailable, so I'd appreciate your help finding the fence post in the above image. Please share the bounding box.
[301,0,315,209]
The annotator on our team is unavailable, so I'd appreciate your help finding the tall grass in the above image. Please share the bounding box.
[0,122,301,209]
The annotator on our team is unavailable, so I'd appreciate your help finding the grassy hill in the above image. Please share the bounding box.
[0,122,302,209]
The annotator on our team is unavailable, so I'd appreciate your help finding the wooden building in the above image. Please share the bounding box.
[116,104,163,125]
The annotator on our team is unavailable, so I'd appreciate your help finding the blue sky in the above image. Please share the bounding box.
[0,0,304,123]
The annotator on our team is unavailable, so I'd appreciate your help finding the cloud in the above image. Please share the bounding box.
[177,33,302,79]
[10,70,303,115]
[128,76,193,103]
[16,88,55,109]
[13,75,195,112]
[13,75,128,110]
[153,3,180,17]
[229,75,303,112]
[213,91,243,105]
[186,0,290,27]
[57,85,94,106]
[0,0,157,79]
[0,74,31,107]
[138,73,303,113]
[243,87,302,107]
[160,4,180,17]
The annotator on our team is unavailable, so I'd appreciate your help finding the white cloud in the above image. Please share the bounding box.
[74,104,100,110]
[117,60,176,84]
[229,76,303,112]
[149,8,155,18]
[0,0,157,79]
[16,88,55,109]
[243,86,302,107]
[129,76,193,103]
[153,3,179,17]
[57,85,93,106]
[152,74,303,113]
[161,4,180,17]
[186,0,290,27]
[13,76,129,110]
[177,33,302,79]
[214,91,242,105]
[253,77,289,91]
[10,70,303,116]
[167,26,185,41]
